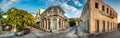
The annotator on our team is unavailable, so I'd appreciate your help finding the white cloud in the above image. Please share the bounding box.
[49,0,83,17]
[73,0,82,6]
[62,3,82,15]
[0,0,19,9]
[11,0,16,2]
[49,0,55,2]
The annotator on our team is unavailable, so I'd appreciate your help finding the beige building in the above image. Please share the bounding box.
[35,9,45,28]
[80,0,118,34]
[35,9,45,22]
[38,5,69,32]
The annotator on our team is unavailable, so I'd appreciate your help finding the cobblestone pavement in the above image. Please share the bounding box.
[88,30,120,38]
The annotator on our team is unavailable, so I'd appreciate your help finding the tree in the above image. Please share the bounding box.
[69,20,76,27]
[5,7,35,29]
[0,8,3,31]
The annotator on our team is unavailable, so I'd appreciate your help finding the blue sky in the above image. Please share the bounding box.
[0,0,120,22]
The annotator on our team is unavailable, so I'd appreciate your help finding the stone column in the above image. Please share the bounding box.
[57,18,59,31]
[44,20,46,31]
[111,22,113,30]
[62,20,63,29]
[111,22,112,31]
[48,19,50,30]
[47,19,48,30]
[60,19,62,30]
[40,21,41,29]
[107,22,108,31]
[41,21,42,29]
[109,23,110,31]
[45,20,47,31]
[42,20,44,30]
[61,20,62,29]
[113,23,114,30]
[111,23,113,30]
[50,18,53,32]
[41,21,42,30]
[39,22,41,29]
[63,20,64,29]
[64,21,67,28]
[109,23,111,31]
[62,20,64,29]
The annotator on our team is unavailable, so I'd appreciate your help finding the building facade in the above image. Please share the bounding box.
[35,9,45,28]
[80,0,118,34]
[38,6,69,32]
[35,9,45,22]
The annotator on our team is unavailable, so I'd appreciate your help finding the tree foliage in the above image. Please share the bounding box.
[5,7,35,29]
[0,8,7,24]
[69,20,76,27]
[0,11,3,19]
[0,8,3,18]
[0,8,4,26]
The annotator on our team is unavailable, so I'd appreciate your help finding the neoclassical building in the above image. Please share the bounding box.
[35,9,45,28]
[80,0,118,34]
[35,9,45,22]
[38,5,69,32]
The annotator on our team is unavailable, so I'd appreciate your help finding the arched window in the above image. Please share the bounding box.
[53,8,58,15]
[53,18,57,30]
[48,19,50,30]
[110,10,112,16]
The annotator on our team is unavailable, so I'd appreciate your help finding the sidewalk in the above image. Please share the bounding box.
[31,27,52,34]
[0,31,14,37]
[87,30,120,38]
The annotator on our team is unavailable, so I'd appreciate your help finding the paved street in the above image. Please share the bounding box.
[88,30,120,38]
[0,26,80,38]
[0,31,14,38]
[1,26,120,38]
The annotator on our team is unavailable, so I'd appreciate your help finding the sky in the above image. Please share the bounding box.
[0,0,120,22]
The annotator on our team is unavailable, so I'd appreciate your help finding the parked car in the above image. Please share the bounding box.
[14,28,30,36]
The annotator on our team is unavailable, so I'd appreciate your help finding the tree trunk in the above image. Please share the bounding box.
[0,19,2,31]
[12,24,16,32]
